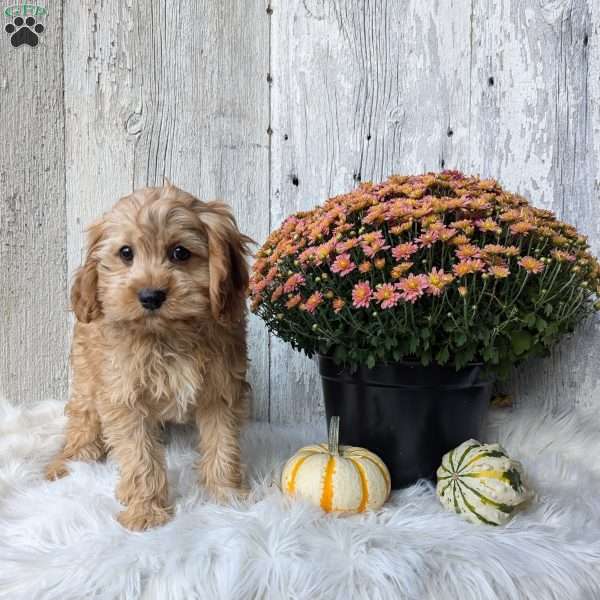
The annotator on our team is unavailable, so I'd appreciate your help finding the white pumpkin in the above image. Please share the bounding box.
[436,439,531,525]
[281,416,391,513]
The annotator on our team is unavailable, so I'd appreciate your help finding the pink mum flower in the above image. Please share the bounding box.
[374,283,400,309]
[303,291,323,313]
[392,242,418,261]
[397,274,428,303]
[360,230,385,245]
[283,273,305,294]
[312,242,334,265]
[438,227,457,242]
[250,278,268,294]
[360,231,390,257]
[298,247,315,264]
[352,281,373,308]
[331,253,356,277]
[336,238,359,253]
[417,230,439,248]
[361,239,390,258]
[551,249,576,263]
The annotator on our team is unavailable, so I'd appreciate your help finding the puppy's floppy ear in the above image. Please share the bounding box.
[197,202,253,322]
[71,219,104,323]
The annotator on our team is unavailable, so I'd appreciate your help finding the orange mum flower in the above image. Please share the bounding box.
[271,285,284,302]
[518,256,544,274]
[389,221,414,235]
[476,218,502,235]
[332,298,346,313]
[426,267,454,296]
[336,238,359,253]
[503,245,520,257]
[358,261,372,273]
[510,221,537,235]
[455,244,481,260]
[489,265,510,279]
[453,259,486,277]
[286,294,302,309]
[452,220,475,234]
[483,244,507,255]
[391,262,413,279]
[450,234,470,246]
[303,292,323,313]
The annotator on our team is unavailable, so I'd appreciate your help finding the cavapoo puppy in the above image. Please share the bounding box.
[46,183,252,531]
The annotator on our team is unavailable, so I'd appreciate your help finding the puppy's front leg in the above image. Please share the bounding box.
[196,375,248,502]
[99,404,171,531]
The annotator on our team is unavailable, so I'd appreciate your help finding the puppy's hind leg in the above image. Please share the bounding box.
[45,398,106,480]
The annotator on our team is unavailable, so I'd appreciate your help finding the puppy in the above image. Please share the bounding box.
[46,183,252,531]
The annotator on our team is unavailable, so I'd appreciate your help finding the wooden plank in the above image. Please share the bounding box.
[64,0,270,418]
[0,4,68,405]
[269,0,473,423]
[469,0,600,413]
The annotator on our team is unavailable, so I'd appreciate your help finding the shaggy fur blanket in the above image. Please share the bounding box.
[1,399,599,600]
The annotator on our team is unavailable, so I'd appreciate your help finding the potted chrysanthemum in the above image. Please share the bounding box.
[250,172,600,487]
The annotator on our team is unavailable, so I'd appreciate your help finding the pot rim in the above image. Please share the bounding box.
[317,353,495,387]
[316,353,487,368]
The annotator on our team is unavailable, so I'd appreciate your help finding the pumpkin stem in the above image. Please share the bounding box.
[328,416,340,455]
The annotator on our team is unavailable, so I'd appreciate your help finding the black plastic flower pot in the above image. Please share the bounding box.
[318,355,494,489]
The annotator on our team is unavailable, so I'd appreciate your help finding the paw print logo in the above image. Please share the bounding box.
[5,16,44,47]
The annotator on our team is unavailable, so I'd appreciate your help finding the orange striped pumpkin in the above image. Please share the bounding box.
[281,416,391,513]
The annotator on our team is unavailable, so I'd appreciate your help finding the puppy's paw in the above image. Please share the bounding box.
[117,503,172,531]
[45,459,69,481]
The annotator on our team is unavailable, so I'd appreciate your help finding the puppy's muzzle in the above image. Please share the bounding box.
[138,288,167,310]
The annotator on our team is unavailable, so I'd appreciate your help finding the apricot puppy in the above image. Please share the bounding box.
[46,183,252,531]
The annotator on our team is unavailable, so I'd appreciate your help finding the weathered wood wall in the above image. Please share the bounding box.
[0,1,68,404]
[1,0,599,421]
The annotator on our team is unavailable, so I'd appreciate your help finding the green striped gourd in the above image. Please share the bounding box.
[436,439,530,526]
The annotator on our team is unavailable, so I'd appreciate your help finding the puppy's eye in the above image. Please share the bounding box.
[119,245,134,263]
[170,245,191,263]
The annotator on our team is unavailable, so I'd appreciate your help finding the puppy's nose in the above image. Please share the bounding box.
[138,288,167,310]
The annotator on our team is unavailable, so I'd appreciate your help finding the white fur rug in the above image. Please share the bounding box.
[1,400,600,600]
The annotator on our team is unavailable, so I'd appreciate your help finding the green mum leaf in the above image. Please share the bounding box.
[511,330,533,356]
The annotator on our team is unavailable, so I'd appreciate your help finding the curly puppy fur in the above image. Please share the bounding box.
[46,183,252,530]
